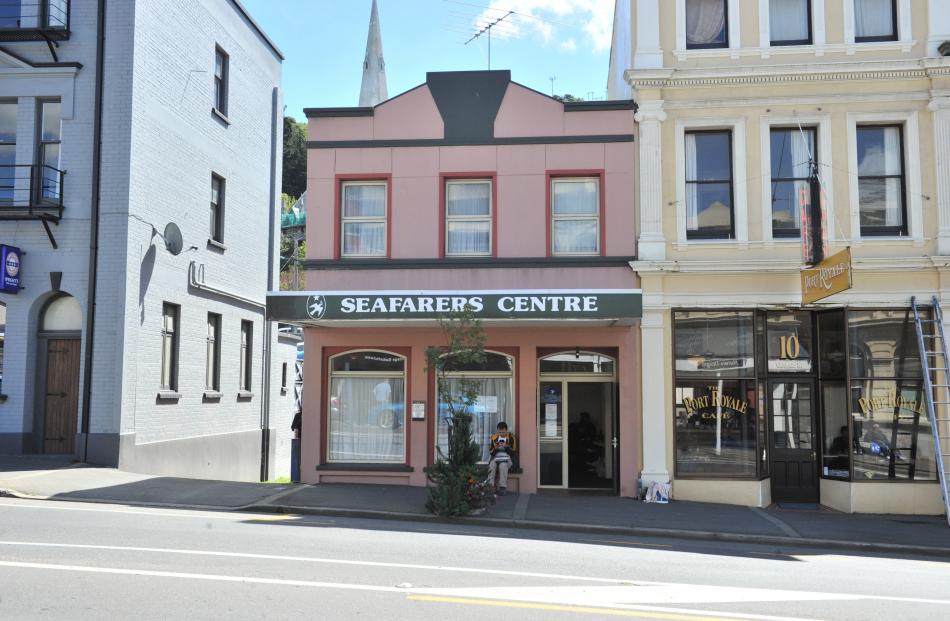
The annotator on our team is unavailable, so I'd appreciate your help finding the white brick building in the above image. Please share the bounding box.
[0,0,297,480]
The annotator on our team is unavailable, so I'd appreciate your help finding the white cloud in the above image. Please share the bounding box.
[473,0,614,53]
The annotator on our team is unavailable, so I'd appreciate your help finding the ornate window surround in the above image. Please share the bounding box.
[758,0,826,50]
[758,113,835,244]
[842,0,912,51]
[845,110,923,245]
[673,116,748,249]
[672,0,915,60]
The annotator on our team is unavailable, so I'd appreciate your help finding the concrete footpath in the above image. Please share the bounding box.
[2,455,949,557]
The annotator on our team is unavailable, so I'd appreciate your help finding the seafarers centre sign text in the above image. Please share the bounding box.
[267,290,642,322]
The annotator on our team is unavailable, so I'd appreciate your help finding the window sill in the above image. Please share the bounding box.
[673,40,916,61]
[203,390,223,400]
[675,239,745,250]
[316,463,413,472]
[211,108,231,125]
[237,390,254,400]
[207,239,226,252]
[157,390,182,401]
[422,464,524,475]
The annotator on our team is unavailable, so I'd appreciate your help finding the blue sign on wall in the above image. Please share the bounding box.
[1,244,21,294]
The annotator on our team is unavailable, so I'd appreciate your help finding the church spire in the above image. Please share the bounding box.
[359,0,388,107]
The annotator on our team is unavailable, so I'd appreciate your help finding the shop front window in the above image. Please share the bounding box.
[328,351,406,463]
[766,312,813,373]
[848,310,935,481]
[675,311,754,378]
[436,352,514,463]
[675,380,758,476]
[674,311,760,477]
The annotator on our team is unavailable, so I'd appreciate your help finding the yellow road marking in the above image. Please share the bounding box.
[246,514,301,521]
[588,539,673,548]
[407,595,757,620]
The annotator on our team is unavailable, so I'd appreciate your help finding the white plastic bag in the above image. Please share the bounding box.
[644,481,671,504]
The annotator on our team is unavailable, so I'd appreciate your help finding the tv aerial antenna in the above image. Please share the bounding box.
[465,10,513,70]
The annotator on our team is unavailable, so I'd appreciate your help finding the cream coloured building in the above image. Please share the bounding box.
[609,0,950,514]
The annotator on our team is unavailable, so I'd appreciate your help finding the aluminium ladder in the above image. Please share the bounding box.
[912,296,950,526]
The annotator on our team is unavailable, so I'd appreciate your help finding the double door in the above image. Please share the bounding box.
[768,379,818,503]
[538,380,618,491]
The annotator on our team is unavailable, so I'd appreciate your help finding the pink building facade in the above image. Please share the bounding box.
[269,71,642,495]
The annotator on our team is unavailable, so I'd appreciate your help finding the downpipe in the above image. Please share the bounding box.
[260,86,280,481]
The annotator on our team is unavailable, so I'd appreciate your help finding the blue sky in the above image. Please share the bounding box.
[241,0,615,120]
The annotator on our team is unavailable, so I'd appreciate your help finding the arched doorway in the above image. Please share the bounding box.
[36,294,82,455]
[538,351,618,492]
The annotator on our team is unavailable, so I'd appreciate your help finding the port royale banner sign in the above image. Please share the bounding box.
[801,248,852,305]
[267,290,642,323]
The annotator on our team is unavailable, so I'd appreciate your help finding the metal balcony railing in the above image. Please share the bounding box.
[0,164,65,221]
[0,0,69,41]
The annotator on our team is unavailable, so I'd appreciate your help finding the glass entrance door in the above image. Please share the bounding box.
[538,378,617,491]
[768,379,818,502]
[567,382,615,489]
[538,381,564,487]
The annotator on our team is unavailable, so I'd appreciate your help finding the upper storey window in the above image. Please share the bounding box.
[770,0,811,46]
[685,130,734,240]
[0,103,15,203]
[854,0,896,42]
[686,0,728,49]
[341,181,387,257]
[551,177,600,255]
[856,125,906,236]
[445,179,492,256]
[214,46,229,115]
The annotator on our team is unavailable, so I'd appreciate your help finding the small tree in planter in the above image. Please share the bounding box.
[425,307,495,516]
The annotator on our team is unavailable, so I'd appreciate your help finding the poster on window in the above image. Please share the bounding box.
[476,395,498,414]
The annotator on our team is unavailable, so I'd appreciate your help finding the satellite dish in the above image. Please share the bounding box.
[163,222,183,256]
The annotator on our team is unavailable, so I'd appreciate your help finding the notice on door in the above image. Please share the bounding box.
[544,403,558,437]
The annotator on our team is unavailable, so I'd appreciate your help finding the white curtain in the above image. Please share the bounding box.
[770,0,809,42]
[882,126,902,226]
[554,219,597,253]
[437,377,512,462]
[447,221,490,254]
[686,0,726,45]
[329,376,405,462]
[553,180,597,214]
[854,0,894,39]
[685,133,699,231]
[343,184,385,217]
[447,183,490,216]
[343,222,385,255]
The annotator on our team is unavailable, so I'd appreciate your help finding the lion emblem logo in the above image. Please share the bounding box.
[306,295,327,320]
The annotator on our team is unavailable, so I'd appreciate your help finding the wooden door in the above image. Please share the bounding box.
[769,379,819,503]
[43,338,80,454]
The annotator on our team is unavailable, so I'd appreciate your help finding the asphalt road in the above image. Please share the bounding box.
[0,497,948,620]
